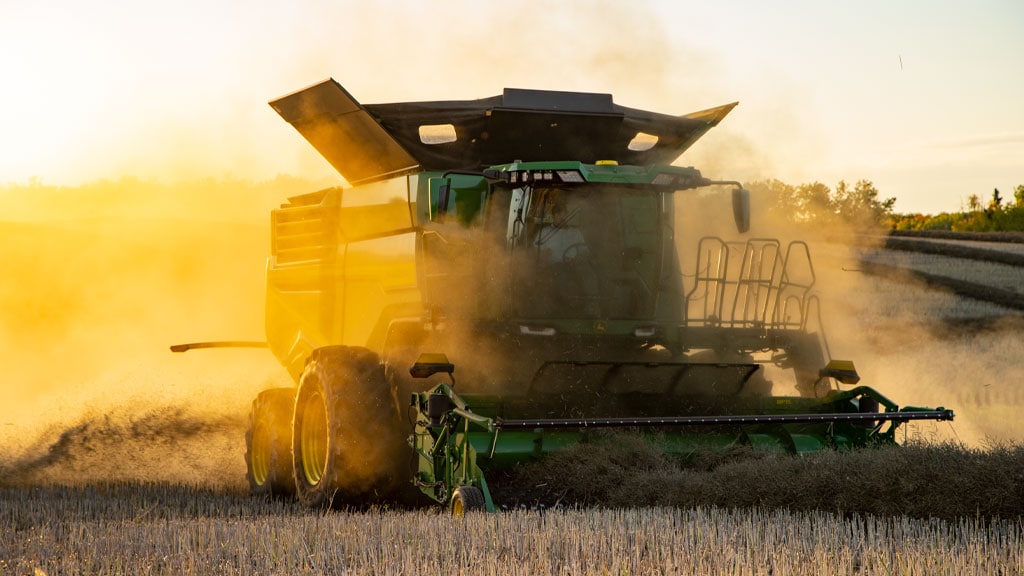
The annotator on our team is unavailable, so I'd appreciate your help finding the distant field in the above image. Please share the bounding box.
[858,231,1024,311]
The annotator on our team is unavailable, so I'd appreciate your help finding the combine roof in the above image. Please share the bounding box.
[270,78,736,185]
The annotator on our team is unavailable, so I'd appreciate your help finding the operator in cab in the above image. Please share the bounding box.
[533,194,588,264]
[532,191,599,316]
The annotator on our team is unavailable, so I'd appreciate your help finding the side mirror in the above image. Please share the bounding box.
[437,179,452,218]
[732,187,750,234]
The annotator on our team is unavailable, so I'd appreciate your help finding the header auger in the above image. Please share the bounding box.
[176,79,953,512]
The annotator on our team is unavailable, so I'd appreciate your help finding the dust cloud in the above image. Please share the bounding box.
[0,179,303,488]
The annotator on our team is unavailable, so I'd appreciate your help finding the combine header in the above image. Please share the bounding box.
[179,80,953,512]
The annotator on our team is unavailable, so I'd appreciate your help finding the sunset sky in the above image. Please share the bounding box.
[1,0,1021,214]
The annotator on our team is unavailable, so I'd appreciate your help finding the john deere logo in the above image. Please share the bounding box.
[595,321,607,333]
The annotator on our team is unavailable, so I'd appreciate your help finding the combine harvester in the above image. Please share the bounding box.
[176,80,953,512]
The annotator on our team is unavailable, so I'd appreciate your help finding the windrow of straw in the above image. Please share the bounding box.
[494,435,1024,521]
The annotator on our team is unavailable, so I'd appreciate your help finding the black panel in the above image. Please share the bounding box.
[271,79,738,183]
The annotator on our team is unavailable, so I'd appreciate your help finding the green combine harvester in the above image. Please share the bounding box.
[176,80,953,512]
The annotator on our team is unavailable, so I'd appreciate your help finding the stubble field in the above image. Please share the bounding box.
[2,481,1022,575]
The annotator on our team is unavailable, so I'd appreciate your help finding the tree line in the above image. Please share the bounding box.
[889,185,1024,232]
[747,179,1024,232]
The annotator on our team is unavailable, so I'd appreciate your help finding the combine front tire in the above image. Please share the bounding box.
[292,346,405,508]
[245,388,296,497]
[450,486,486,516]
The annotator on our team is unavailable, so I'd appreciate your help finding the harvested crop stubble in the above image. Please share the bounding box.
[882,236,1024,263]
[1,483,1021,575]
[860,250,1024,297]
[859,260,1024,312]
[853,233,1024,315]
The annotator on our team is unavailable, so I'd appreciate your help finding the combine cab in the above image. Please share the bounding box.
[185,80,953,511]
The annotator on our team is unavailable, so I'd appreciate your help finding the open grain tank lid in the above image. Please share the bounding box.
[270,78,737,186]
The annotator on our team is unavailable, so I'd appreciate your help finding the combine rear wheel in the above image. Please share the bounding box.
[450,486,486,516]
[245,388,296,497]
[292,346,406,508]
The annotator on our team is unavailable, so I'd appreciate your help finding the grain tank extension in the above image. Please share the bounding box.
[181,79,954,512]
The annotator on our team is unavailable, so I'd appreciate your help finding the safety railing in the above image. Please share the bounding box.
[685,236,817,331]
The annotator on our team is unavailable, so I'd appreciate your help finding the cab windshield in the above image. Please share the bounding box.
[504,185,665,320]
